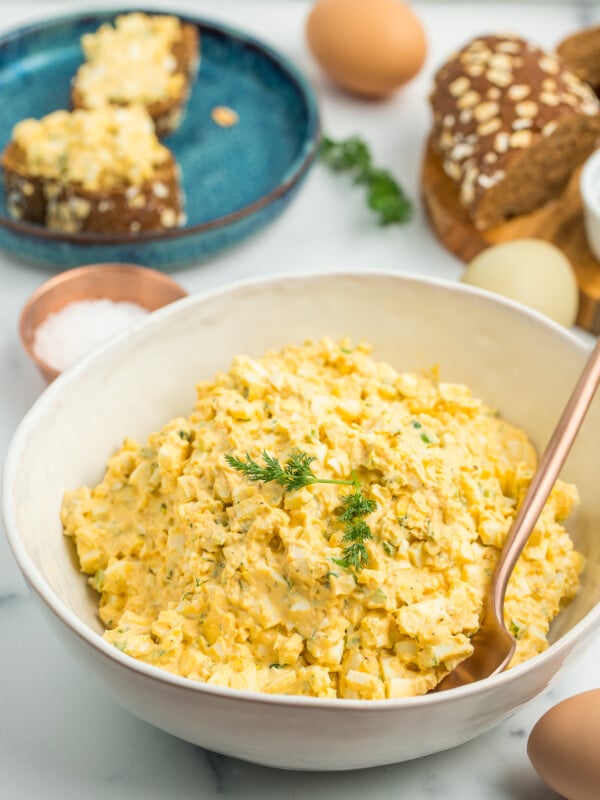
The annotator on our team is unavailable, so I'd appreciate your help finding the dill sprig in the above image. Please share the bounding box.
[224,450,316,491]
[319,135,413,226]
[225,450,377,572]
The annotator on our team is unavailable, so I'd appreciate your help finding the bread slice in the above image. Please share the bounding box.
[2,106,185,235]
[557,26,600,94]
[71,12,200,138]
[430,34,600,230]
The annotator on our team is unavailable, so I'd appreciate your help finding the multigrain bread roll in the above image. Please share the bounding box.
[557,26,600,94]
[429,34,600,230]
[71,12,200,138]
[2,106,186,235]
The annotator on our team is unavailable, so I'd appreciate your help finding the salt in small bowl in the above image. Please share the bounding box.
[19,263,188,382]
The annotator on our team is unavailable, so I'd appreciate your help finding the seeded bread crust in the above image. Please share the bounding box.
[557,26,600,93]
[430,34,600,230]
[2,141,185,235]
[71,22,200,138]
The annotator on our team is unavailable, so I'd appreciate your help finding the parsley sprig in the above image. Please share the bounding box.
[320,135,413,226]
[224,450,376,572]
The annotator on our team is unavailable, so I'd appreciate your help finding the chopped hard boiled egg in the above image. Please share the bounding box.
[61,338,583,699]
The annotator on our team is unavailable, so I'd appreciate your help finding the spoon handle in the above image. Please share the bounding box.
[491,334,600,621]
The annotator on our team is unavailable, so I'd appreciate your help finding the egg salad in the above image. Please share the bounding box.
[61,338,583,699]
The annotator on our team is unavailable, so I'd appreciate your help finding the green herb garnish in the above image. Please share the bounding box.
[225,450,376,572]
[320,135,412,225]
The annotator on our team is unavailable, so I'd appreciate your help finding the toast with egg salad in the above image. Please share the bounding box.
[61,338,583,699]
[71,12,200,138]
[2,105,186,234]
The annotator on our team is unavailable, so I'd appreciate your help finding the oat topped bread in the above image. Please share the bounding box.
[2,105,185,234]
[557,26,600,95]
[72,12,200,137]
[430,34,600,230]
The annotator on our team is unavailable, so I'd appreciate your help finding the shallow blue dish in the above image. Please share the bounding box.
[0,9,320,269]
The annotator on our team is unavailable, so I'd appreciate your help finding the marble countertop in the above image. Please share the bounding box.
[2,1,600,797]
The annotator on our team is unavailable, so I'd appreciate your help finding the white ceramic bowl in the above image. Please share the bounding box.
[4,271,600,771]
[580,147,600,261]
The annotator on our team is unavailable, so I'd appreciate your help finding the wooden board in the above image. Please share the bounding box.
[421,139,600,334]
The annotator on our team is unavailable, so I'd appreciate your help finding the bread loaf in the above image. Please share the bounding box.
[2,106,185,235]
[557,26,600,94]
[71,12,200,138]
[429,34,600,230]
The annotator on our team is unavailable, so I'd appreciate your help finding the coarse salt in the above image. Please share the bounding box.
[33,298,149,372]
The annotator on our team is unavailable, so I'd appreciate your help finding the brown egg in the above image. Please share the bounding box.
[306,0,427,98]
[528,688,600,800]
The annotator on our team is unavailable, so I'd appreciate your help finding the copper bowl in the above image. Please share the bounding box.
[20,263,188,382]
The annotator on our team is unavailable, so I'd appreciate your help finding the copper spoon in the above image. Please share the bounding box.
[436,333,600,692]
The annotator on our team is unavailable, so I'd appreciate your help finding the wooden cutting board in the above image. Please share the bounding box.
[421,137,600,334]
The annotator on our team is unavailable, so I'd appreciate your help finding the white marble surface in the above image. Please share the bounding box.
[1,1,600,797]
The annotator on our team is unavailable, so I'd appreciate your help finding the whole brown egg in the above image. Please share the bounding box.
[528,688,600,800]
[306,0,427,98]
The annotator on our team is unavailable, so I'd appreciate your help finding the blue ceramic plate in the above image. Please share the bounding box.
[0,9,320,269]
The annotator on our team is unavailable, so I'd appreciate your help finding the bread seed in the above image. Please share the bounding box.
[539,56,559,75]
[152,182,169,199]
[457,90,481,109]
[540,91,560,107]
[560,93,577,107]
[510,129,533,148]
[449,76,470,97]
[459,109,473,124]
[486,69,512,87]
[496,41,521,54]
[440,130,454,149]
[542,120,558,137]
[477,173,498,189]
[442,114,455,128]
[483,151,498,164]
[515,100,538,118]
[542,79,557,92]
[474,101,499,123]
[489,53,513,70]
[494,132,510,153]
[451,142,475,161]
[70,197,92,218]
[507,84,530,101]
[460,182,475,204]
[512,118,532,130]
[583,101,599,115]
[128,193,146,209]
[160,208,177,227]
[443,159,462,181]
[487,87,501,100]
[477,117,502,136]
[466,64,484,77]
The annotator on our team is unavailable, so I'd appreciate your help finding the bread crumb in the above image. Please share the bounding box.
[211,106,239,127]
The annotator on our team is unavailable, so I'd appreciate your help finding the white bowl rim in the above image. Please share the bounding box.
[4,268,600,710]
[580,147,600,219]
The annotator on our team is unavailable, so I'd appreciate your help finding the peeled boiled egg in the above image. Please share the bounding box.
[528,688,600,800]
[306,0,427,98]
[461,239,579,327]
